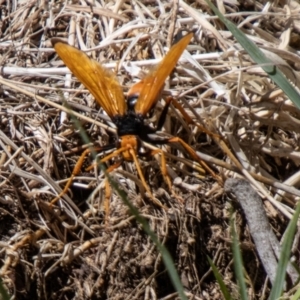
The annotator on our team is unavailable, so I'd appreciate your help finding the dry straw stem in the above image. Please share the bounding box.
[224,178,299,286]
[1,0,300,299]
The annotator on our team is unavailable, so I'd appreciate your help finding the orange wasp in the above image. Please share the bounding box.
[51,32,210,209]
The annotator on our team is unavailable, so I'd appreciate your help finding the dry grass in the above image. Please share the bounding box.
[0,0,300,299]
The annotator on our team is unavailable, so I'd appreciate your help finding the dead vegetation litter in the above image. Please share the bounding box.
[0,0,300,299]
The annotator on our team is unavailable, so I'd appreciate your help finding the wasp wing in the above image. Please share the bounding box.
[51,38,127,118]
[134,32,193,115]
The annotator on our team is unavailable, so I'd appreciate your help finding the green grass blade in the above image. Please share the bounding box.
[207,256,233,300]
[269,202,300,299]
[0,278,10,300]
[231,218,248,300]
[291,287,300,300]
[205,0,300,109]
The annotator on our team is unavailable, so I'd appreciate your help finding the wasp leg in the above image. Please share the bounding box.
[51,144,115,206]
[156,96,173,131]
[171,98,243,179]
[169,99,225,184]
[171,98,222,139]
[167,137,223,185]
[85,146,127,172]
[50,148,91,206]
[95,147,166,215]
[149,148,184,203]
[127,148,166,209]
